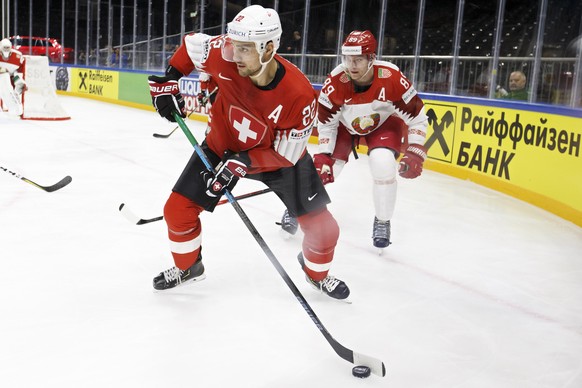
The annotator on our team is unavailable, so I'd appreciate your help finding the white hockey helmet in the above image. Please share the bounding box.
[226,5,282,55]
[1,38,12,59]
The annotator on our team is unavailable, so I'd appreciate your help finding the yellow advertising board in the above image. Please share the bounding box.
[70,68,119,100]
[423,98,582,226]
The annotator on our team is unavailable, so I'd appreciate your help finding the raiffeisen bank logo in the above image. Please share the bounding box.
[424,104,457,163]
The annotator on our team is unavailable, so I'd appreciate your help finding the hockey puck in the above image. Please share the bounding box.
[352,365,371,378]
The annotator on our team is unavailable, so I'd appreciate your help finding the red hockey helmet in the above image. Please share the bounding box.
[341,30,377,55]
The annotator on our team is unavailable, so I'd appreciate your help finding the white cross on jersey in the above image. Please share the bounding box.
[233,117,258,143]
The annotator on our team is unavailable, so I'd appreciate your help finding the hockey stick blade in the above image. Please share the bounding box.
[1,164,72,192]
[172,112,387,377]
[25,175,73,192]
[152,127,178,138]
[119,188,273,226]
[118,203,163,225]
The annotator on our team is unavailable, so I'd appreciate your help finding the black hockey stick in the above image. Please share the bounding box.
[173,112,386,377]
[153,87,218,139]
[119,187,273,225]
[1,165,72,192]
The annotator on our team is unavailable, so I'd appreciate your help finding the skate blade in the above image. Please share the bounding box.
[307,284,352,304]
[152,273,207,293]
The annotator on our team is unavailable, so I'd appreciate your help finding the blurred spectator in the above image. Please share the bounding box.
[109,47,119,67]
[497,71,528,101]
[78,50,86,64]
[285,30,302,53]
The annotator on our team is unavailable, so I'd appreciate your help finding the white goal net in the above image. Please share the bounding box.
[20,56,70,120]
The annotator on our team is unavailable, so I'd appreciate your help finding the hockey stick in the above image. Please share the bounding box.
[173,112,386,377]
[119,187,273,225]
[1,165,72,192]
[153,87,218,139]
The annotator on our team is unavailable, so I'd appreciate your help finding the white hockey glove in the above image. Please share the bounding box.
[13,74,27,95]
[185,33,211,68]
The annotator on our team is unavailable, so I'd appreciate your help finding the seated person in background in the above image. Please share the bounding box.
[497,71,528,101]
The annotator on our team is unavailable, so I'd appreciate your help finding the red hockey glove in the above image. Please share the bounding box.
[148,66,185,122]
[313,153,335,185]
[399,144,427,179]
[205,153,250,198]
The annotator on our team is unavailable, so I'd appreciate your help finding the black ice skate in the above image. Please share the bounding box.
[153,257,206,290]
[297,253,350,301]
[372,217,391,248]
[276,209,298,235]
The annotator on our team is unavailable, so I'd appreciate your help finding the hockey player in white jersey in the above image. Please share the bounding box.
[280,30,428,250]
[0,38,27,115]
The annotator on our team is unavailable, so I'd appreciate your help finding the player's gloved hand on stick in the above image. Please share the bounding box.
[197,91,208,106]
[205,152,250,198]
[313,153,335,184]
[148,66,185,122]
[398,144,427,179]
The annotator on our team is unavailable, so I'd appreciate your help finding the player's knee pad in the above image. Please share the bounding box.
[369,148,398,184]
[164,192,204,236]
[298,208,339,253]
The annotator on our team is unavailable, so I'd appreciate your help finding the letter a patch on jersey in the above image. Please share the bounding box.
[229,106,267,148]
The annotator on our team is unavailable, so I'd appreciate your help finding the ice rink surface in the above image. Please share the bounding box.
[1,96,582,388]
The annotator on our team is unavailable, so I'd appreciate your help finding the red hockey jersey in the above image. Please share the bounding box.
[170,34,317,174]
[317,60,427,154]
[0,49,26,78]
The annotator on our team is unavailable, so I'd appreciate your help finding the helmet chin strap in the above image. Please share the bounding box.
[249,49,275,81]
[360,60,374,79]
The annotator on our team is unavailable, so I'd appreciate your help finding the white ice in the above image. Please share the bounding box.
[1,96,582,388]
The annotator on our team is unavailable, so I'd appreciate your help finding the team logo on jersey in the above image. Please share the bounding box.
[229,106,267,147]
[339,73,350,83]
[351,113,380,135]
[378,68,391,78]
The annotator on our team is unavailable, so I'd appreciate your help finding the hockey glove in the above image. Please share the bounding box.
[313,153,335,185]
[148,66,185,122]
[205,153,250,198]
[13,74,27,95]
[197,91,208,106]
[398,144,427,179]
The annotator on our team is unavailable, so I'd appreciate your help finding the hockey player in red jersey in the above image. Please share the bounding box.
[280,30,428,249]
[147,5,350,300]
[0,38,27,115]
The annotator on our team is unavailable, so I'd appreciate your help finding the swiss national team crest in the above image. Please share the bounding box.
[351,113,381,135]
[229,106,268,148]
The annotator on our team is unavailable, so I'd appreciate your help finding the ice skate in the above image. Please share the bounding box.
[153,256,206,290]
[276,209,298,238]
[297,253,351,302]
[372,217,391,254]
